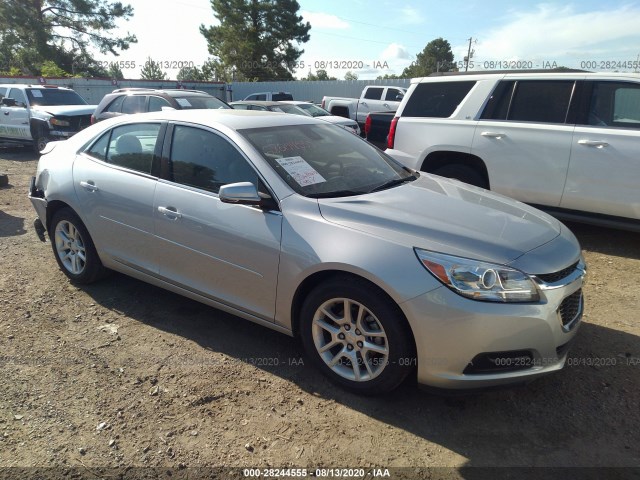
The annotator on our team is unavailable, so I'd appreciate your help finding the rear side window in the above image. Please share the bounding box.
[121,95,146,114]
[272,93,293,101]
[507,81,574,123]
[582,81,640,128]
[402,81,475,118]
[148,96,172,112]
[363,87,384,100]
[106,95,125,113]
[87,123,161,173]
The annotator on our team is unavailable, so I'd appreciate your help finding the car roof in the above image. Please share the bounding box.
[109,88,212,97]
[412,71,640,84]
[0,84,73,90]
[99,108,320,130]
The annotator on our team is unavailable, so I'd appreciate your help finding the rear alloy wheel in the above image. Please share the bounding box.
[50,208,106,284]
[300,278,415,394]
[433,164,487,189]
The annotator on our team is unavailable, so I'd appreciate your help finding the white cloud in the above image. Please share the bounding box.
[301,11,349,29]
[473,4,640,64]
[380,43,410,60]
[400,6,425,25]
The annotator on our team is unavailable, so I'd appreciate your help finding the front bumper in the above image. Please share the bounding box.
[400,263,585,389]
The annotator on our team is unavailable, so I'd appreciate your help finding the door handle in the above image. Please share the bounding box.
[383,103,390,108]
[360,101,367,106]
[158,206,182,219]
[481,131,507,139]
[79,181,98,192]
[578,139,609,148]
[3,112,9,115]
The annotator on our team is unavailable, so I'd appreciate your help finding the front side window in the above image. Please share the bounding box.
[583,81,640,128]
[240,123,415,198]
[385,88,404,101]
[402,81,475,118]
[7,88,27,107]
[507,80,575,124]
[86,123,161,173]
[169,125,258,193]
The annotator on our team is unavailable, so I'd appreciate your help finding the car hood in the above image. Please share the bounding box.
[318,174,563,266]
[31,105,97,116]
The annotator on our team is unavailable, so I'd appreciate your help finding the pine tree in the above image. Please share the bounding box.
[140,57,167,80]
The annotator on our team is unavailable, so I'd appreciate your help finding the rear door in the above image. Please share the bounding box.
[471,79,578,206]
[562,80,640,219]
[73,122,164,273]
[153,123,282,320]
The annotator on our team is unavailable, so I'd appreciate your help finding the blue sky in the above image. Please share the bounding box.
[103,0,640,79]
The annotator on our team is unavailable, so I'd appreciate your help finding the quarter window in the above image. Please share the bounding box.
[402,81,475,118]
[169,125,258,193]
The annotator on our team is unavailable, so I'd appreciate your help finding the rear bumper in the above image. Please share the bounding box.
[28,176,47,226]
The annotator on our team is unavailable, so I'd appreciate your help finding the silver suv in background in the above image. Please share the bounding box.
[386,72,640,231]
[0,84,95,152]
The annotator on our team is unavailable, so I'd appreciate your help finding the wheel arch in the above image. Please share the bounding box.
[420,151,490,189]
[290,270,417,355]
[30,118,49,138]
[45,200,74,232]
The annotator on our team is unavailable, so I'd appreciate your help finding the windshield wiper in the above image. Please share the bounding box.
[308,190,366,198]
[369,174,418,193]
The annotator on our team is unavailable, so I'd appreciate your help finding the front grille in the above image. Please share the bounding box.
[464,350,534,374]
[558,289,583,330]
[54,115,92,132]
[536,261,579,283]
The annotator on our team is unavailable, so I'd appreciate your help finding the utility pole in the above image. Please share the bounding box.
[464,37,475,72]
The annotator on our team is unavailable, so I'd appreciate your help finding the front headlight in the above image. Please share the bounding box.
[50,117,70,127]
[415,248,539,303]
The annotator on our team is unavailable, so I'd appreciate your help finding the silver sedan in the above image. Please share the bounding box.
[29,110,585,394]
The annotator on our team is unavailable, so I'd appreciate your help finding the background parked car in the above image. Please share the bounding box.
[283,101,361,135]
[92,88,230,123]
[386,71,640,232]
[0,84,95,152]
[322,85,406,129]
[243,91,293,101]
[229,100,310,116]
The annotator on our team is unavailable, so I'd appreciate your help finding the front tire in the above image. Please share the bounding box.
[49,208,106,284]
[300,277,415,395]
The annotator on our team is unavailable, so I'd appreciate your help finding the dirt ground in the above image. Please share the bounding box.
[0,145,638,479]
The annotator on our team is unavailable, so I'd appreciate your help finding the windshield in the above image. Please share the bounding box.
[240,123,416,198]
[297,103,330,117]
[26,88,88,106]
[174,96,230,109]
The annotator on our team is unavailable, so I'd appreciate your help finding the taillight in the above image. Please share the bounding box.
[387,116,399,149]
[321,98,325,109]
[364,114,371,137]
[90,115,96,125]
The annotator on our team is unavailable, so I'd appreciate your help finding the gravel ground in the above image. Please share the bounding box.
[0,145,639,479]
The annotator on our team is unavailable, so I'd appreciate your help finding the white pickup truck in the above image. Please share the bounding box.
[321,85,406,127]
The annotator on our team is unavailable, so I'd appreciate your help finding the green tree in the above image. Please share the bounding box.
[200,0,311,81]
[402,37,454,78]
[140,57,167,80]
[177,65,207,82]
[0,0,137,76]
[376,73,402,80]
[108,63,125,80]
[41,60,70,77]
[344,71,358,81]
[302,69,336,81]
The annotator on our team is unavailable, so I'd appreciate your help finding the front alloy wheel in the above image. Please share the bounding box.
[54,220,86,275]
[301,277,415,394]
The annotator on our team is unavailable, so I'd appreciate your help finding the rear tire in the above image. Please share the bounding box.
[300,276,415,395]
[49,208,106,284]
[432,164,487,189]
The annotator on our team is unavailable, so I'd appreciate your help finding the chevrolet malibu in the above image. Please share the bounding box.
[29,110,586,394]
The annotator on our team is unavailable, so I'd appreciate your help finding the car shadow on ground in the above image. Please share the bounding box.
[75,223,640,473]
[0,210,27,237]
[0,145,38,161]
